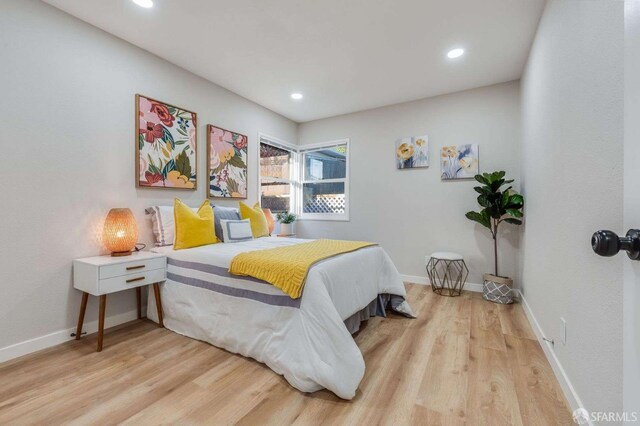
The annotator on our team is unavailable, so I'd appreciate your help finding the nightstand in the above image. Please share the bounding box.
[73,251,167,351]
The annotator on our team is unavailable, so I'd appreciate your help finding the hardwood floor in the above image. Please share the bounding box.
[0,284,572,425]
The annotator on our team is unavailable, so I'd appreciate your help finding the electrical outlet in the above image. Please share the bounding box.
[560,317,567,345]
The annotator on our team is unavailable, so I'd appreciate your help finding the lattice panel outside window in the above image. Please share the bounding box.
[304,194,346,214]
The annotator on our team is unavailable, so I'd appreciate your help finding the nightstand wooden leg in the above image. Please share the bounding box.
[97,294,106,352]
[136,287,142,319]
[153,283,164,328]
[75,292,88,340]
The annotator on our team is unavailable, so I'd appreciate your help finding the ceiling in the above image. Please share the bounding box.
[43,0,545,123]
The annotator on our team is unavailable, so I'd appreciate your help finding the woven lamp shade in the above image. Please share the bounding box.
[102,208,139,256]
[262,208,275,235]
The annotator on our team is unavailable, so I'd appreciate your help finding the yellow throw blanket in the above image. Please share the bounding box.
[229,239,377,299]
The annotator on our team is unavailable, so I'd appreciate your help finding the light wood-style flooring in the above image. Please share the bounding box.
[0,284,572,425]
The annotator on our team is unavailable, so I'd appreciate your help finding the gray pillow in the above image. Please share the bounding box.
[213,205,241,242]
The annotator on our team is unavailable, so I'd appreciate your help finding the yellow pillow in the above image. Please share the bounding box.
[173,199,218,250]
[239,202,270,238]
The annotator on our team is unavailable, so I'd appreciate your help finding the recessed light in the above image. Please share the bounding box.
[291,93,303,100]
[132,0,153,8]
[447,48,465,59]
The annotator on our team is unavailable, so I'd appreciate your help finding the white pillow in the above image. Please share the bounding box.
[220,219,253,243]
[145,205,197,246]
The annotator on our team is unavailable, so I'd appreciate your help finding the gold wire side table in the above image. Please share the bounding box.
[426,252,469,297]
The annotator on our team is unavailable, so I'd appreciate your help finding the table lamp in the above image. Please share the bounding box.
[102,208,138,256]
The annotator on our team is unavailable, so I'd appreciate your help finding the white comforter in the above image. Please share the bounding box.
[148,237,410,399]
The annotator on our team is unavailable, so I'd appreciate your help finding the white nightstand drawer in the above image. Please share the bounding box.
[99,256,166,280]
[98,267,166,294]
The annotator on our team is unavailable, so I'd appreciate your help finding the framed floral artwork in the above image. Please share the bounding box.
[136,94,197,189]
[396,135,428,169]
[440,144,479,180]
[207,125,248,198]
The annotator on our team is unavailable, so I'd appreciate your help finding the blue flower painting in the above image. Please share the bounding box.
[441,144,479,180]
[396,135,429,169]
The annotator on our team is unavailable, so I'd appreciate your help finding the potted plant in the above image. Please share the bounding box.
[276,212,297,236]
[465,171,524,304]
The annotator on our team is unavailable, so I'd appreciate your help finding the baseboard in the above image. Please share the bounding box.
[0,309,140,364]
[400,274,484,293]
[517,290,589,424]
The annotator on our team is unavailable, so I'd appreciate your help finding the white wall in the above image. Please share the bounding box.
[0,0,296,354]
[624,0,640,415]
[520,0,624,414]
[297,82,521,284]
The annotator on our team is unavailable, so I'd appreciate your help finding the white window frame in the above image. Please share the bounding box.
[257,133,299,215]
[298,138,350,222]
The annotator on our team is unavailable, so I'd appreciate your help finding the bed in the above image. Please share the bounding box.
[147,236,413,399]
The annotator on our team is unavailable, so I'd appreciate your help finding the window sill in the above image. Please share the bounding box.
[298,216,350,222]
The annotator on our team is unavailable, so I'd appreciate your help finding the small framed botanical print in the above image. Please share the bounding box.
[440,144,479,180]
[136,94,197,189]
[207,125,248,199]
[396,135,429,169]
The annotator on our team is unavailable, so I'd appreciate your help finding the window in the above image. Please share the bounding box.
[258,135,349,221]
[259,135,297,214]
[299,140,349,221]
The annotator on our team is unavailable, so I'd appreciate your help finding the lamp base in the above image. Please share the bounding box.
[110,251,132,257]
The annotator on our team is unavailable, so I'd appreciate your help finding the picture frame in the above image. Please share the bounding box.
[396,135,429,169]
[440,144,479,180]
[135,94,197,189]
[207,124,248,199]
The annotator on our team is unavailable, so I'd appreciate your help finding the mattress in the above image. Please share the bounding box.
[148,237,413,399]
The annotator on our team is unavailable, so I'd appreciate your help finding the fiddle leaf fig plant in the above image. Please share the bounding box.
[465,171,524,277]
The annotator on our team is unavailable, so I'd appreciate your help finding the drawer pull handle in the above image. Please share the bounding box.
[126,265,145,271]
[126,276,145,283]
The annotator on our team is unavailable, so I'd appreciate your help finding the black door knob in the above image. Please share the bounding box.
[592,229,640,260]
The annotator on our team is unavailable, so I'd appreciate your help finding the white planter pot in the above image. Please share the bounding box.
[482,274,514,304]
[280,223,295,236]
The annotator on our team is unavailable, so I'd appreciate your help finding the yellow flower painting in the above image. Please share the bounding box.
[395,135,429,169]
[440,144,479,179]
